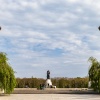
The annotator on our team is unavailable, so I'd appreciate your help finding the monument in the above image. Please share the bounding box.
[45,70,52,88]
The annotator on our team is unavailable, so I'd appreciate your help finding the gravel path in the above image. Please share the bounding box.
[0,94,100,100]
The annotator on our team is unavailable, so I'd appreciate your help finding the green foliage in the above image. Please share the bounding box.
[16,77,88,88]
[16,77,45,88]
[88,57,100,93]
[0,52,16,94]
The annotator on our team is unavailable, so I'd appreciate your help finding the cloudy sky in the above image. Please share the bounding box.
[0,0,100,78]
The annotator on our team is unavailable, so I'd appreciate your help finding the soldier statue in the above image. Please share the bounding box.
[47,70,50,79]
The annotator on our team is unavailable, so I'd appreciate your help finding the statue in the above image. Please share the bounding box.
[98,26,100,31]
[0,26,1,30]
[45,70,55,88]
[47,70,50,79]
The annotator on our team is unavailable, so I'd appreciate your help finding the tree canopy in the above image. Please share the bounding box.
[88,57,100,93]
[0,52,16,94]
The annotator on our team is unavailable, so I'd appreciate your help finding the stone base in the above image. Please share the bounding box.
[45,79,52,88]
[0,89,4,94]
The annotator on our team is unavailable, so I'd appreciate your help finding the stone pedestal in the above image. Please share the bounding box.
[0,89,4,94]
[88,81,91,88]
[45,79,52,88]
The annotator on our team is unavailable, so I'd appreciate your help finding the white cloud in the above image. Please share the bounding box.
[0,0,100,78]
[67,0,80,3]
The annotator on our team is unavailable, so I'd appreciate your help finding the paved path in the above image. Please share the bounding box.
[0,94,100,100]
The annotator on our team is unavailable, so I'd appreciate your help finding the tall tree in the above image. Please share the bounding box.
[0,52,16,94]
[88,57,100,92]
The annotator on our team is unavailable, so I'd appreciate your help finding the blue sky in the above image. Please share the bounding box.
[0,0,100,78]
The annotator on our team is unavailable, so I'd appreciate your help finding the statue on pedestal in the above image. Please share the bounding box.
[45,70,52,88]
[45,70,56,88]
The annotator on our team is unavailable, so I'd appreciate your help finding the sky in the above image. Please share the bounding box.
[0,0,100,78]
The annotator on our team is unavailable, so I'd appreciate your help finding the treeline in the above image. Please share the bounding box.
[16,77,88,88]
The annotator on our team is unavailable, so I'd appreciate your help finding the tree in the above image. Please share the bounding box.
[88,57,100,92]
[0,52,16,94]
